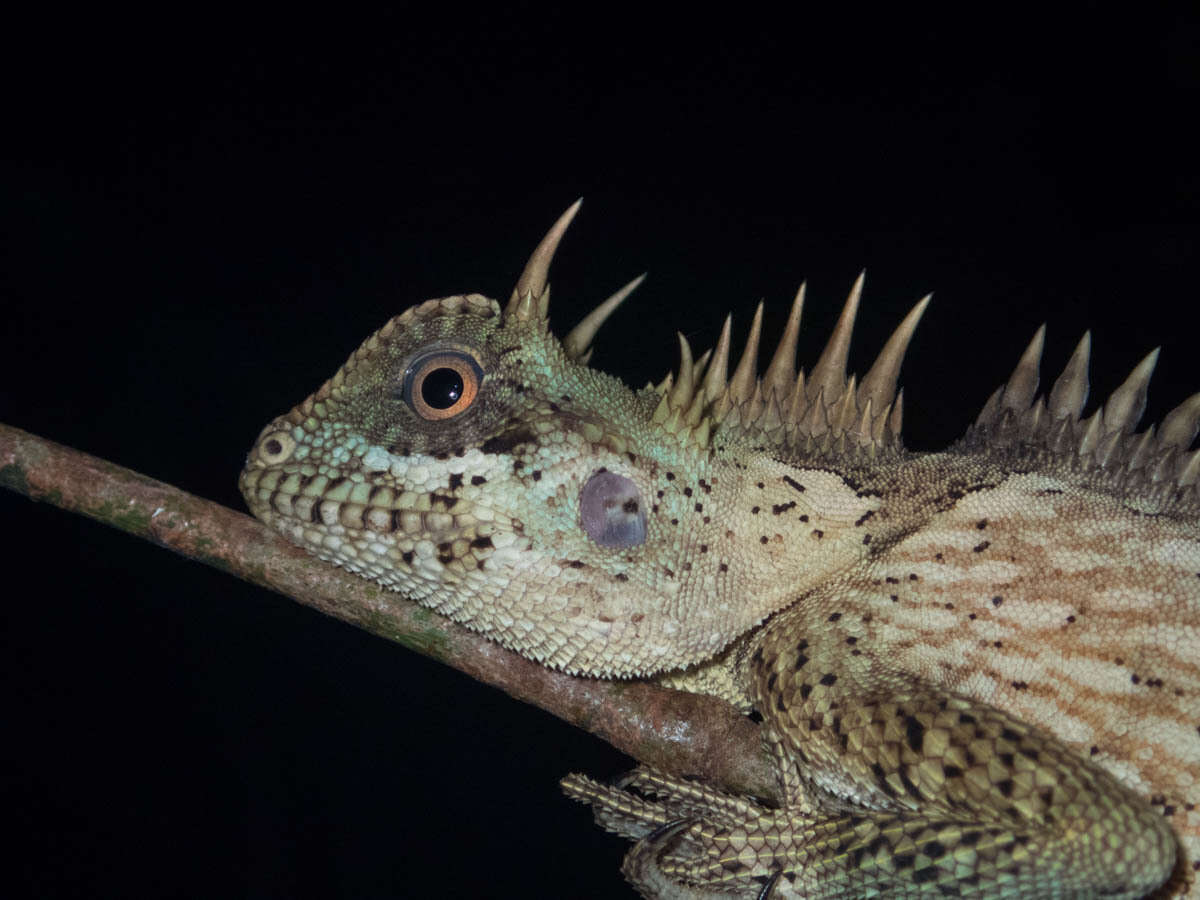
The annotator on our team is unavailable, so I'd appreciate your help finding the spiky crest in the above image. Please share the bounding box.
[649,275,931,455]
[968,329,1200,505]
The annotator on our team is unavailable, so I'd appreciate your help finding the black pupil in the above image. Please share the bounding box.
[421,367,464,409]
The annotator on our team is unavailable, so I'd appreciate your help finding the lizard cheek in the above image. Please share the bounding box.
[579,471,647,549]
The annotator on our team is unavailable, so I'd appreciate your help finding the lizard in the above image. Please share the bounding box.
[239,202,1200,897]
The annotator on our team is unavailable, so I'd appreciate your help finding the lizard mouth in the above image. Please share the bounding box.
[239,421,502,584]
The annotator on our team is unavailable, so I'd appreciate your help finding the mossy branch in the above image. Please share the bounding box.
[0,421,777,802]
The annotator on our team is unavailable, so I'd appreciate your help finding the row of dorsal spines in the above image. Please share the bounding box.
[970,326,1200,496]
[646,274,931,454]
[498,204,928,453]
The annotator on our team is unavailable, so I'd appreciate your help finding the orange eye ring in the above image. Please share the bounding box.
[402,350,484,420]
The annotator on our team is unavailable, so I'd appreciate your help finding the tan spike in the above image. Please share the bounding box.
[693,415,711,448]
[800,386,831,436]
[1001,325,1046,413]
[785,370,808,426]
[668,333,696,410]
[1158,393,1200,450]
[654,371,673,398]
[853,396,875,445]
[887,389,904,437]
[704,315,733,406]
[1047,333,1091,421]
[728,302,764,404]
[762,284,806,400]
[808,272,863,403]
[1126,426,1157,471]
[829,375,859,433]
[758,391,784,432]
[562,273,646,361]
[743,382,766,425]
[1152,450,1179,483]
[1178,448,1200,486]
[651,389,672,425]
[684,386,708,427]
[1077,409,1105,458]
[975,385,1005,426]
[1095,429,1124,468]
[872,399,892,444]
[857,294,930,417]
[506,199,583,320]
[693,348,713,385]
[1103,348,1159,434]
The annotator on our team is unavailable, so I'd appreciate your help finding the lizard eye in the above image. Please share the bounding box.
[402,350,484,421]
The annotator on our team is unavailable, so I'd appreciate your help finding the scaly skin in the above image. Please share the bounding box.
[240,205,1200,897]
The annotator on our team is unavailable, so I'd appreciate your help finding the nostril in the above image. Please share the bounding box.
[580,470,646,548]
[257,430,296,465]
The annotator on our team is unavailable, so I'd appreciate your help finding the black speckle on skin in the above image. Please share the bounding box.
[992,596,1003,607]
[719,562,728,572]
[973,541,990,553]
[448,473,463,490]
[480,427,537,456]
[812,529,824,539]
[469,536,494,550]
[683,487,692,497]
[905,715,924,752]
[760,535,769,544]
[772,501,796,515]
[855,510,875,527]
[471,475,487,486]
[531,470,542,481]
[819,673,837,686]
[751,506,760,514]
[401,550,415,564]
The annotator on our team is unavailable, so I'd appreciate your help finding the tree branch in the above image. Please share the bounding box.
[0,421,777,802]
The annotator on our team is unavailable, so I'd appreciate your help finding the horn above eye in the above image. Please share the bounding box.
[402,349,484,421]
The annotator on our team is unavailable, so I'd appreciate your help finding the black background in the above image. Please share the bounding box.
[3,9,1198,898]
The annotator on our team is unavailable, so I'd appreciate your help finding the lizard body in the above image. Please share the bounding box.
[240,204,1200,897]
